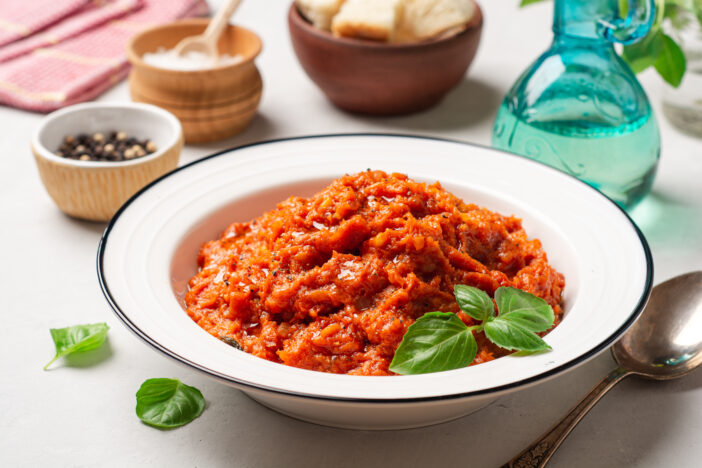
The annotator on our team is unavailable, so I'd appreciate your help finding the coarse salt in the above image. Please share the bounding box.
[142,47,244,71]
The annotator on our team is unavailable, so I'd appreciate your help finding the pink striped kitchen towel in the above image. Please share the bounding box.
[0,0,209,112]
[0,0,90,47]
[0,0,143,64]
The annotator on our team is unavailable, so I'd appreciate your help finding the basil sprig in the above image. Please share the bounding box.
[389,286,554,375]
[44,323,109,370]
[136,378,205,429]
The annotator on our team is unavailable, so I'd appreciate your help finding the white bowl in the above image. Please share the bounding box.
[32,102,183,221]
[98,134,652,430]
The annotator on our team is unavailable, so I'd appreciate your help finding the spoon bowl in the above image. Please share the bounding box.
[613,271,702,380]
[173,35,218,59]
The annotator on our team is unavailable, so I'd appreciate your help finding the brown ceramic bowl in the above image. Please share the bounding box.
[288,2,483,115]
[127,19,263,143]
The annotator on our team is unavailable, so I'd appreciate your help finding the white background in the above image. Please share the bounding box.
[2,0,702,466]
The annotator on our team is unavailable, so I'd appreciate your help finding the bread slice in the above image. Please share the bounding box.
[296,0,347,31]
[397,0,476,42]
[331,0,404,42]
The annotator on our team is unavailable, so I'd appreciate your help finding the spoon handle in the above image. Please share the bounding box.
[204,0,244,42]
[501,367,630,468]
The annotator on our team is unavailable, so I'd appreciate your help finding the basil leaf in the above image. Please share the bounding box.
[483,287,554,353]
[136,378,205,429]
[389,312,477,375]
[653,33,686,87]
[495,287,554,332]
[623,29,664,74]
[44,323,109,370]
[520,0,549,6]
[484,319,551,352]
[454,284,495,322]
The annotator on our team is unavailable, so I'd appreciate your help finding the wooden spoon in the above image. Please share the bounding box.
[173,0,244,60]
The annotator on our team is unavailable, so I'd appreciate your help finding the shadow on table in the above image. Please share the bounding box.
[192,351,699,468]
[62,339,113,369]
[631,190,702,251]
[185,113,280,154]
[354,77,503,133]
[59,213,108,233]
[548,369,702,467]
[171,77,502,161]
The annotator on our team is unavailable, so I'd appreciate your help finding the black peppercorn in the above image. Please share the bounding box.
[56,131,158,162]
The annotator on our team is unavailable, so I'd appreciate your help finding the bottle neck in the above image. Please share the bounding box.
[553,0,612,43]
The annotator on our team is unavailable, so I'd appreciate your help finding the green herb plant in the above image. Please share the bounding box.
[521,0,702,87]
[136,378,205,429]
[44,323,110,370]
[389,285,554,375]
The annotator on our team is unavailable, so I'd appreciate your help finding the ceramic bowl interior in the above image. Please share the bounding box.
[33,102,181,167]
[99,135,651,427]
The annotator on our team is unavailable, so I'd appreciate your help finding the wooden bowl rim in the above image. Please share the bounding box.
[288,1,483,51]
[32,102,183,169]
[126,19,263,76]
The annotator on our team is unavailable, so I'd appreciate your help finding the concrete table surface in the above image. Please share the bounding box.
[2,1,701,467]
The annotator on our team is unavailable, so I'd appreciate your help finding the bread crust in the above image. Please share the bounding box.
[331,0,403,42]
[301,0,476,43]
[296,0,347,30]
[333,22,393,41]
[400,0,476,41]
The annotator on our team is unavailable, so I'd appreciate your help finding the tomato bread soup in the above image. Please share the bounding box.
[185,171,565,375]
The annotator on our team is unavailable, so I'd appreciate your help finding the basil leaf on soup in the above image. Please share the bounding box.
[494,287,554,332]
[389,312,477,375]
[482,287,554,352]
[44,323,109,370]
[136,378,205,429]
[454,284,495,322]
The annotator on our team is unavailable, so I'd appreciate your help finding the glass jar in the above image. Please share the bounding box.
[662,10,702,137]
[493,0,660,210]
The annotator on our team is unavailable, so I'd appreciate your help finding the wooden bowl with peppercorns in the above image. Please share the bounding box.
[31,102,183,222]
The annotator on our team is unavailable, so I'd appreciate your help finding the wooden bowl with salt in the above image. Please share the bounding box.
[127,19,263,143]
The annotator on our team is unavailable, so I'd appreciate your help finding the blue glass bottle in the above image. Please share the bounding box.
[493,0,660,210]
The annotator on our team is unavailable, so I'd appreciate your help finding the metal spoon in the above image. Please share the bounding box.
[503,271,702,468]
